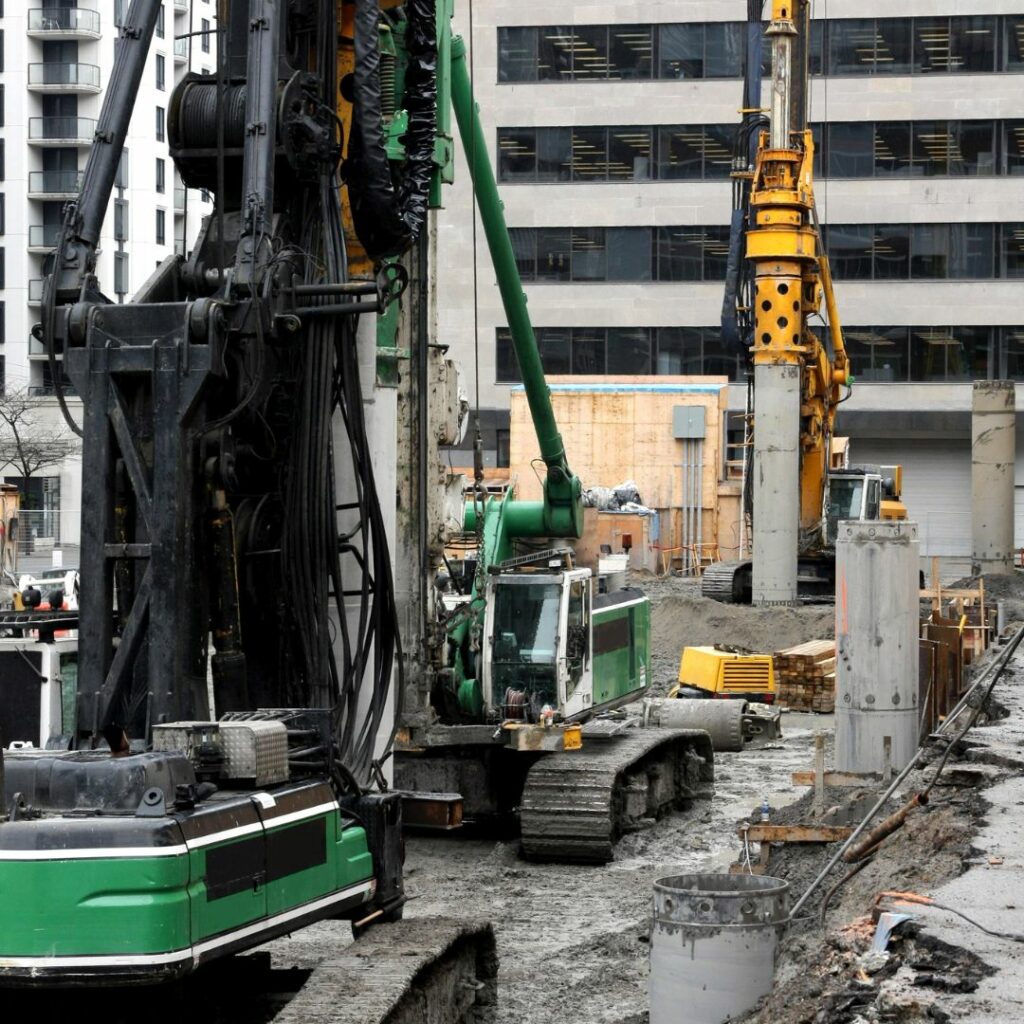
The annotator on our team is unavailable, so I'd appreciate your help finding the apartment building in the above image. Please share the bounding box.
[437,1,1024,559]
[0,0,215,536]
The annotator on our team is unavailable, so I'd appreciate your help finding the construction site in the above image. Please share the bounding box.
[1,1,1023,1023]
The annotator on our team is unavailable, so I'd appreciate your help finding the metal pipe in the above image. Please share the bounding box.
[450,35,581,538]
[234,0,282,286]
[790,622,1024,921]
[696,438,704,566]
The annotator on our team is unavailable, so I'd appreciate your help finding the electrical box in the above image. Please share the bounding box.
[672,406,706,439]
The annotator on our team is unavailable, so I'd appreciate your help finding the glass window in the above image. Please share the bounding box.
[703,125,734,179]
[537,329,571,375]
[829,19,877,75]
[498,27,537,83]
[571,228,606,280]
[657,126,704,180]
[912,120,951,176]
[950,223,994,279]
[510,228,536,280]
[656,328,702,374]
[910,223,950,278]
[606,228,652,281]
[608,126,651,180]
[114,199,129,241]
[873,225,909,280]
[704,22,744,78]
[201,18,211,53]
[536,228,571,281]
[874,122,912,177]
[156,208,165,246]
[703,329,741,379]
[845,327,908,383]
[874,19,912,75]
[946,326,992,381]
[950,16,997,73]
[703,226,730,281]
[536,127,571,181]
[114,251,129,296]
[828,123,873,177]
[156,156,165,193]
[915,18,952,74]
[571,329,606,374]
[496,328,520,383]
[568,26,610,81]
[538,27,575,81]
[1003,121,1024,176]
[911,327,960,381]
[1002,224,1024,278]
[156,53,165,91]
[949,121,996,176]
[657,23,703,79]
[808,19,825,76]
[607,328,652,374]
[828,225,873,279]
[609,25,653,80]
[1006,16,1024,72]
[572,127,608,181]
[1001,328,1024,379]
[656,227,702,281]
[498,128,537,181]
[155,4,164,38]
[156,105,166,142]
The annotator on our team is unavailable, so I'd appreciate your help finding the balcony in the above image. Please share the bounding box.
[173,37,188,62]
[28,225,62,253]
[28,324,63,354]
[27,62,101,94]
[28,169,84,200]
[27,8,101,39]
[28,116,97,146]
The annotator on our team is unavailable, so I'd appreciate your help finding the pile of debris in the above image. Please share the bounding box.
[774,640,836,713]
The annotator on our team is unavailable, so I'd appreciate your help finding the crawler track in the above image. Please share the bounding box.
[519,728,714,863]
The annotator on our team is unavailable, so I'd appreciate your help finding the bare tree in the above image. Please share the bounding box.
[0,388,81,482]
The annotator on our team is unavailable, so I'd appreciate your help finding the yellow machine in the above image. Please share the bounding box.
[704,0,907,604]
[673,646,776,705]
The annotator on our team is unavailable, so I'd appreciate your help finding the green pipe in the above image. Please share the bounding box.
[450,35,582,539]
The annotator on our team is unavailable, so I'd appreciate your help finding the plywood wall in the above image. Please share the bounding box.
[509,376,741,559]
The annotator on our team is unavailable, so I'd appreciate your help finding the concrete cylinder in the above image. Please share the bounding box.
[649,873,789,1024]
[752,362,801,605]
[971,380,1016,575]
[642,698,747,752]
[835,521,920,775]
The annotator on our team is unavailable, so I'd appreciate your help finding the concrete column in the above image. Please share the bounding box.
[972,380,1016,576]
[835,521,920,775]
[752,362,800,605]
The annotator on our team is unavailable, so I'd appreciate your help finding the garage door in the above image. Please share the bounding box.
[852,440,971,557]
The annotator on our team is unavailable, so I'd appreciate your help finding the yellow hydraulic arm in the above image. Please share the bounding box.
[747,0,852,549]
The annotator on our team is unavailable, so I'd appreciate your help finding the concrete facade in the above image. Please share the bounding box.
[437,1,1024,560]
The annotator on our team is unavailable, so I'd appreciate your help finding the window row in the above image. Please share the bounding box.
[496,326,1024,385]
[498,16,1024,83]
[498,119,1024,183]
[509,223,1024,283]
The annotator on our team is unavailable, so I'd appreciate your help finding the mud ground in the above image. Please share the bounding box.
[258,573,840,1023]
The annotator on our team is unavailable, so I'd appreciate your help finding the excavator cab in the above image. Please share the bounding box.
[824,470,884,545]
[482,563,593,722]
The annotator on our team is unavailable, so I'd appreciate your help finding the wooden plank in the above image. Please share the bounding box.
[792,770,882,787]
[740,824,853,843]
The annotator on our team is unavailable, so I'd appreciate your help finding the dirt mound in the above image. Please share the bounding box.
[648,593,834,686]
[947,570,1024,625]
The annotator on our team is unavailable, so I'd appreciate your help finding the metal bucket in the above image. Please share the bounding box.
[649,872,789,1024]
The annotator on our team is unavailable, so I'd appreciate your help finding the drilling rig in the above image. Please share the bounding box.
[0,1,500,1008]
[704,0,906,606]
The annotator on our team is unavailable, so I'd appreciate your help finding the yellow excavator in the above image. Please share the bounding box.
[703,0,906,605]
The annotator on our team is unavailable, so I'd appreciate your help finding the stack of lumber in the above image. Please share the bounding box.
[773,640,836,713]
